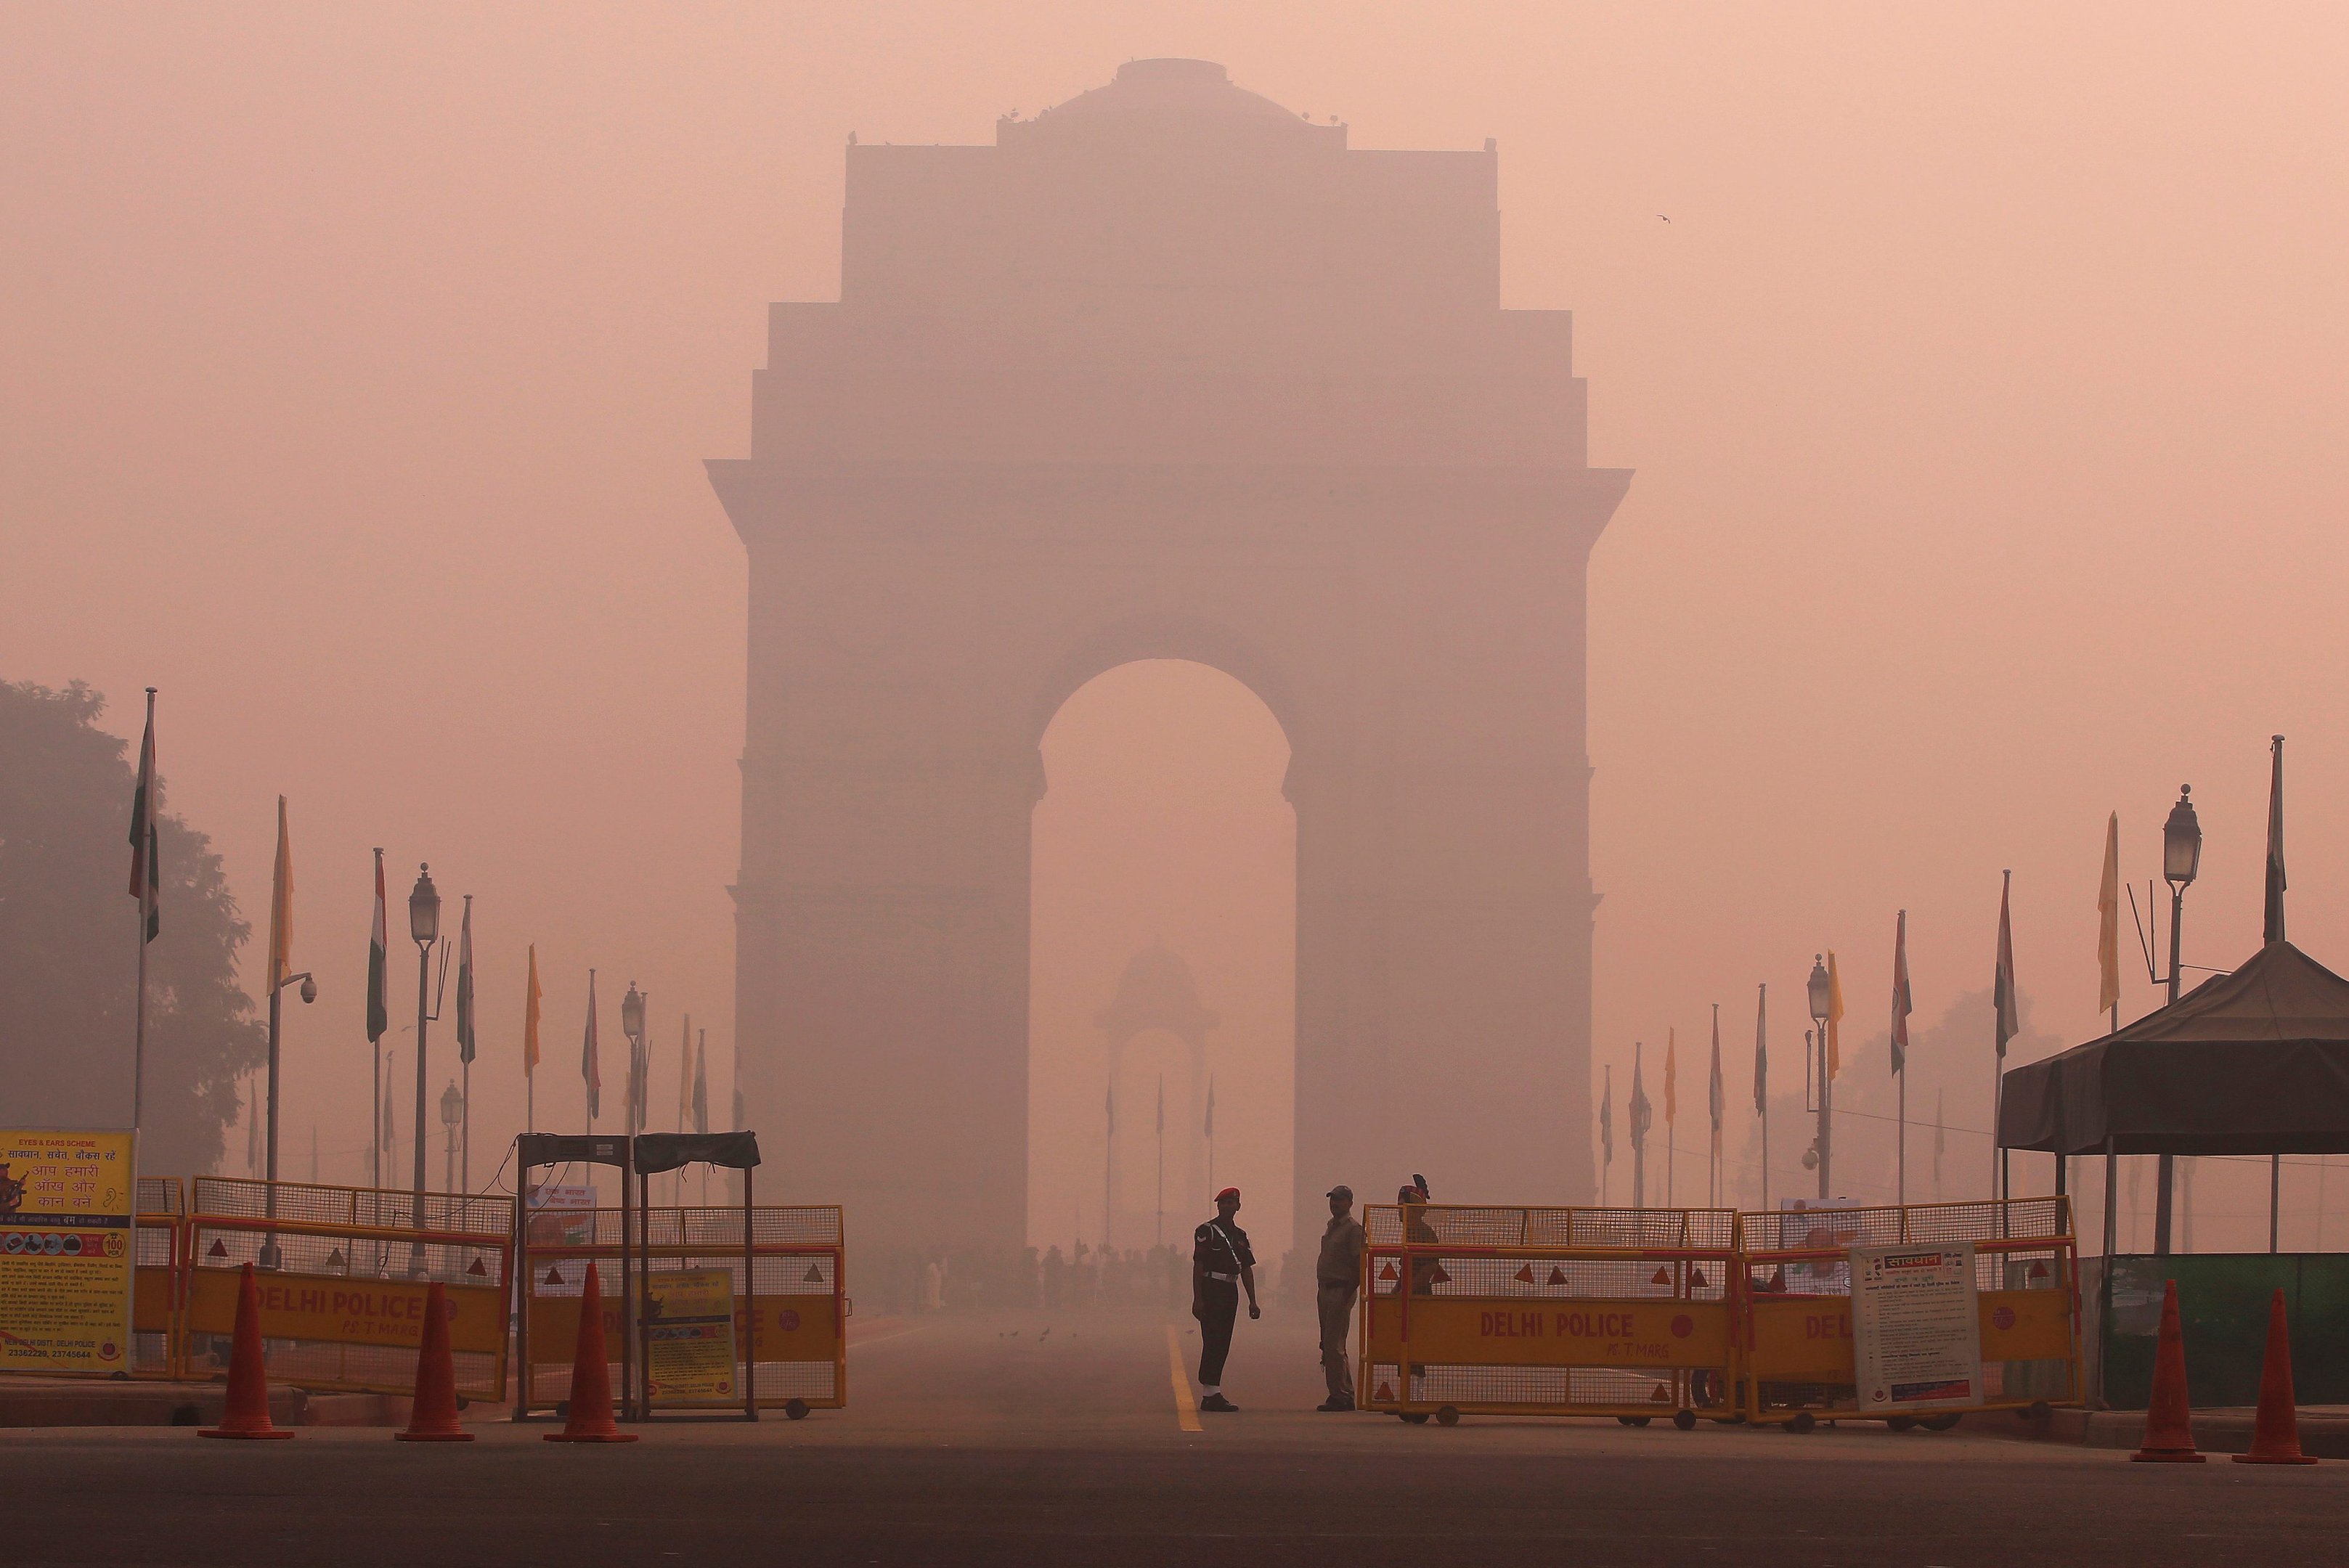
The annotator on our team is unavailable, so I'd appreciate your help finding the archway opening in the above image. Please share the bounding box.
[1029,659,1296,1272]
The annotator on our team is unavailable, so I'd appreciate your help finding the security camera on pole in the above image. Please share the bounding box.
[258,796,316,1267]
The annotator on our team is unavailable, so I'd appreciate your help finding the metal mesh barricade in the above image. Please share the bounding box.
[183,1178,514,1400]
[1735,1197,2080,1429]
[1360,1204,1741,1426]
[519,1205,847,1415]
[131,1177,183,1379]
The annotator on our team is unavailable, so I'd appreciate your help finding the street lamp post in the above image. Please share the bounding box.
[1807,957,1833,1201]
[622,983,647,1136]
[407,865,442,1272]
[2153,785,2203,1254]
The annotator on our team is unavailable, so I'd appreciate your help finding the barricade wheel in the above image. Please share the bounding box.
[1435,1406,1460,1427]
[1885,1416,1916,1432]
[784,1399,810,1421]
[1399,1411,1430,1425]
[1920,1413,1959,1432]
[1787,1412,1816,1434]
[1672,1409,1697,1432]
[1616,1415,1651,1428]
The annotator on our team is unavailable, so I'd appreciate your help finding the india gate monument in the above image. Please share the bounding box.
[707,60,1630,1254]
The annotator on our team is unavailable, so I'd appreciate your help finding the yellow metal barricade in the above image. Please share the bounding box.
[131,1176,184,1379]
[1735,1197,2081,1430]
[183,1177,515,1401]
[518,1204,847,1417]
[1360,1204,1740,1426]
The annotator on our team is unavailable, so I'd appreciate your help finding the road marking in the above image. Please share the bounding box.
[1165,1323,1202,1432]
[852,1325,927,1349]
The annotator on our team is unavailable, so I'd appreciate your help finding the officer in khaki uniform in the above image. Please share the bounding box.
[1315,1184,1365,1410]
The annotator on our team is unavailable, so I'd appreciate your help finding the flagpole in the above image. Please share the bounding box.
[1892,910,1910,1212]
[1756,984,1768,1214]
[130,687,156,1132]
[133,889,148,1131]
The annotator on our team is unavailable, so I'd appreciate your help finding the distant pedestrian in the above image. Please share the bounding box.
[1316,1185,1364,1411]
[1191,1186,1259,1413]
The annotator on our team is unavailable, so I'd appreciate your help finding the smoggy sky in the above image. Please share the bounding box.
[7,4,2347,1251]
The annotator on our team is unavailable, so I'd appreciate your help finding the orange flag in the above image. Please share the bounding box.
[522,944,542,1077]
[1664,1028,1677,1124]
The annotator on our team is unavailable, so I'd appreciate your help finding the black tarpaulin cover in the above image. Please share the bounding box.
[1998,940,2349,1156]
[632,1130,761,1175]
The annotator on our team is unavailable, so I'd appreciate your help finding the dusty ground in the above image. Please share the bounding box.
[8,1310,2344,1566]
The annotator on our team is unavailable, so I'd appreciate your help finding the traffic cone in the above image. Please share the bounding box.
[2234,1288,2317,1465]
[199,1263,293,1440]
[394,1281,474,1442]
[545,1262,637,1443]
[2130,1279,2205,1463]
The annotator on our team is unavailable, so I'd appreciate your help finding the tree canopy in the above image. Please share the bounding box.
[0,679,262,1175]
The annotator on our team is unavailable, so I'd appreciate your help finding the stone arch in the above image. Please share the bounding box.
[711,60,1630,1256]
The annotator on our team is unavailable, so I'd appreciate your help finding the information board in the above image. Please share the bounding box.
[0,1130,137,1376]
[643,1267,738,1400]
[1850,1240,1983,1411]
[524,1183,598,1246]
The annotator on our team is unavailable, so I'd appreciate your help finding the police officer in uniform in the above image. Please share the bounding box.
[1190,1186,1258,1413]
[1316,1184,1364,1410]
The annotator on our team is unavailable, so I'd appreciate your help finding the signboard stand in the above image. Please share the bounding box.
[632,1132,762,1423]
[1849,1240,1984,1414]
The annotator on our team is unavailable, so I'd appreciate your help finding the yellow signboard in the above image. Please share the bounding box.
[529,1292,839,1365]
[643,1268,738,1401]
[184,1267,506,1355]
[0,1130,137,1376]
[1367,1294,1732,1370]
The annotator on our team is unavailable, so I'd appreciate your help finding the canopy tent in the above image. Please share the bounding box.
[1998,939,2349,1157]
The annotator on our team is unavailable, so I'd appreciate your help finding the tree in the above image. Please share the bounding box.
[0,679,263,1176]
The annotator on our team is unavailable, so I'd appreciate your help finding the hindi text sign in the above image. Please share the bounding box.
[0,1130,137,1375]
[1850,1241,1982,1410]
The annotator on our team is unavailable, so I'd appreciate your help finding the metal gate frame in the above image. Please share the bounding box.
[512,1133,636,1421]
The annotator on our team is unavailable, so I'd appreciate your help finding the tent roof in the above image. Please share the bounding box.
[1998,941,2349,1156]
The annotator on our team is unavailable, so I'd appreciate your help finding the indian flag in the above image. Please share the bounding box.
[126,690,159,942]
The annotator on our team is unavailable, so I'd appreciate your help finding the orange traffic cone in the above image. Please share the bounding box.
[545,1262,637,1443]
[2234,1288,2317,1466]
[2130,1279,2205,1463]
[394,1281,474,1442]
[200,1262,293,1440]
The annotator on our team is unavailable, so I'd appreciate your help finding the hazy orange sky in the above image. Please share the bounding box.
[7,4,2347,1251]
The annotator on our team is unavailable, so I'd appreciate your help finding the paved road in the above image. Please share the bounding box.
[12,1309,2346,1566]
